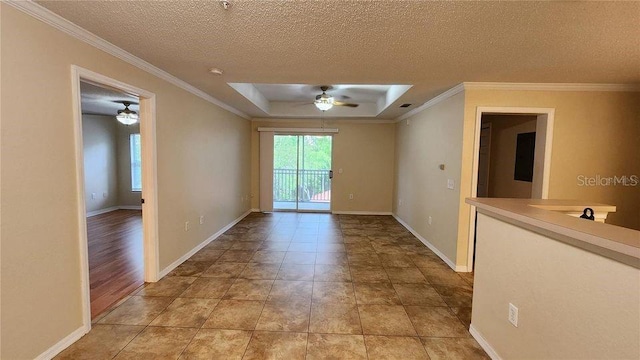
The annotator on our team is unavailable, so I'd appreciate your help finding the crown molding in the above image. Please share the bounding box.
[251,117,396,124]
[463,82,640,92]
[395,83,465,122]
[395,81,640,123]
[6,0,250,120]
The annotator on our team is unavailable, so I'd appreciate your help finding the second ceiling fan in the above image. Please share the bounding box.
[314,86,358,111]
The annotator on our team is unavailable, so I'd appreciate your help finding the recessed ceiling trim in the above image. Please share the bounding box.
[257,127,339,134]
[377,85,413,115]
[228,83,270,114]
[395,83,466,123]
[6,0,250,120]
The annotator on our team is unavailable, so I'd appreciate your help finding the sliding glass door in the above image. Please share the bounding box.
[273,135,332,212]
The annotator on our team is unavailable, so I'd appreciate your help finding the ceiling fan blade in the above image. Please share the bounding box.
[333,101,359,107]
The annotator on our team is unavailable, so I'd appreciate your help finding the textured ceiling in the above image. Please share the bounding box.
[37,1,640,119]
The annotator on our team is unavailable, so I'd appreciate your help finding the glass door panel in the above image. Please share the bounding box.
[273,134,332,212]
[298,135,332,211]
[273,135,298,210]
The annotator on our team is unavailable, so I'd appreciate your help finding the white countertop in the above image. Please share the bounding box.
[466,198,640,268]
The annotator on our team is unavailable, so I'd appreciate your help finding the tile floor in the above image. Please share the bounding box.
[56,213,488,359]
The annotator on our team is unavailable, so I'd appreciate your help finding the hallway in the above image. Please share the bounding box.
[58,213,487,359]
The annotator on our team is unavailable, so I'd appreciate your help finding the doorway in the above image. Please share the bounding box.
[273,134,333,212]
[72,66,159,330]
[467,107,554,270]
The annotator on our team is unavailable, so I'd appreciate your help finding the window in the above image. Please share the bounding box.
[130,133,142,191]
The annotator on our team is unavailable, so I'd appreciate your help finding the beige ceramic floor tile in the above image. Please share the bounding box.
[314,264,352,282]
[250,250,286,264]
[385,267,428,284]
[239,263,281,280]
[149,298,219,327]
[450,307,472,328]
[99,296,173,325]
[282,251,317,265]
[312,281,356,304]
[178,329,252,360]
[421,337,490,360]
[309,302,363,335]
[358,305,417,336]
[433,284,474,307]
[135,277,197,297]
[179,278,234,298]
[276,264,315,281]
[349,266,390,283]
[353,283,402,305]
[242,331,308,360]
[393,283,447,306]
[114,326,197,360]
[218,250,256,263]
[201,262,247,278]
[168,261,215,277]
[255,300,311,332]
[55,324,144,360]
[306,333,368,360]
[202,300,264,330]
[364,335,430,360]
[419,266,468,286]
[223,279,274,301]
[267,280,313,302]
[405,306,470,337]
[188,249,226,262]
[316,252,349,265]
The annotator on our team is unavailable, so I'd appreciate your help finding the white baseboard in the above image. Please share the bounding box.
[86,205,142,217]
[35,325,88,360]
[119,205,142,210]
[250,208,261,212]
[469,324,501,360]
[392,213,466,272]
[158,209,253,278]
[332,211,393,215]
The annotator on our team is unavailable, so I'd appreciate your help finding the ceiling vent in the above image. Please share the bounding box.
[400,103,412,108]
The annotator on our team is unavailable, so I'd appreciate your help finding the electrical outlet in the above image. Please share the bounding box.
[349,193,354,200]
[199,216,204,225]
[185,221,190,231]
[399,199,403,206]
[103,192,108,198]
[508,303,519,327]
[91,193,96,200]
[428,216,432,225]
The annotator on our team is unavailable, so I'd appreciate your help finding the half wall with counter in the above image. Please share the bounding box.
[466,198,640,359]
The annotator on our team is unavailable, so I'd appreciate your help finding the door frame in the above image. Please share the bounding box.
[71,65,160,331]
[467,106,554,270]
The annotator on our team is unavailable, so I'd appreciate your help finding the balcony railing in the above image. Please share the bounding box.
[274,168,331,203]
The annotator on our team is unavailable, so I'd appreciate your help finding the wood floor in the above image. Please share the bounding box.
[88,209,144,319]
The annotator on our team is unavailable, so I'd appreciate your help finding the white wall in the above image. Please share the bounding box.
[82,115,119,212]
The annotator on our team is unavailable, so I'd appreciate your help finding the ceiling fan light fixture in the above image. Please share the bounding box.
[314,95,334,111]
[116,101,139,125]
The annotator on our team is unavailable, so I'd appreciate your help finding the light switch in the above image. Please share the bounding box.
[447,179,455,190]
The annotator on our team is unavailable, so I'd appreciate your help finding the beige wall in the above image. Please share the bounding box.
[393,92,465,265]
[473,213,640,359]
[1,5,251,359]
[483,114,537,199]
[82,115,119,212]
[460,91,640,263]
[116,122,143,207]
[250,120,395,213]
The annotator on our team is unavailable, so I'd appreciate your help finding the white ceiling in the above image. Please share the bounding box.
[36,1,640,120]
[80,82,139,116]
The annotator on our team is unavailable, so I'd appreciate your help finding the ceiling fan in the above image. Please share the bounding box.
[314,86,358,111]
